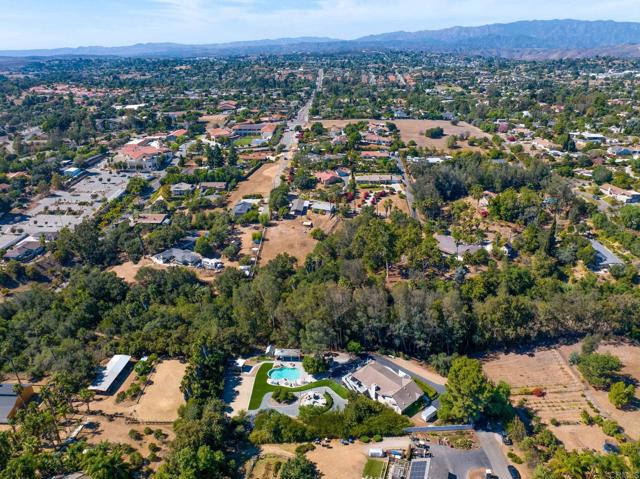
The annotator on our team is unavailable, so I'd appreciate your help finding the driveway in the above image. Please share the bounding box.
[428,444,491,479]
[253,386,348,417]
[477,431,512,479]
[371,354,446,409]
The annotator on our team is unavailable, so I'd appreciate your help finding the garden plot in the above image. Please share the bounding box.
[483,349,590,423]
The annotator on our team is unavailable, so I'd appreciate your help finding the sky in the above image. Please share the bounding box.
[2,0,640,50]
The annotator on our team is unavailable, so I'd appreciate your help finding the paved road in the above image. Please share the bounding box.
[371,354,446,409]
[477,431,512,479]
[396,156,418,220]
[274,68,323,188]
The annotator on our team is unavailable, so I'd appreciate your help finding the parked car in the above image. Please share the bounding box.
[508,465,521,479]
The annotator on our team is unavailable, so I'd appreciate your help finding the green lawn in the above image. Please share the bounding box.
[414,378,439,400]
[234,135,261,146]
[362,459,385,479]
[248,362,350,410]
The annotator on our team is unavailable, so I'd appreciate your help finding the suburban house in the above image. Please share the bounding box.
[354,174,403,185]
[152,248,202,267]
[360,150,390,159]
[362,133,393,146]
[600,183,640,203]
[130,213,169,227]
[207,127,234,139]
[170,182,196,197]
[309,200,335,214]
[0,383,34,424]
[435,234,484,260]
[113,139,171,171]
[232,122,278,140]
[314,171,342,185]
[589,239,624,270]
[344,361,423,414]
[218,100,238,111]
[4,239,45,262]
[290,198,307,216]
[198,181,227,192]
[88,355,131,395]
[232,201,254,217]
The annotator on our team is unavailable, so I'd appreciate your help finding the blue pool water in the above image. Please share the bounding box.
[268,367,301,381]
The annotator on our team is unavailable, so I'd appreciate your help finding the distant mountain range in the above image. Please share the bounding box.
[5,20,640,59]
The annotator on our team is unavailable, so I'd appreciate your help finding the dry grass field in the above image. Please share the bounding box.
[483,349,590,424]
[558,341,640,440]
[260,213,339,265]
[306,440,368,479]
[109,258,166,283]
[133,359,187,422]
[318,119,490,151]
[228,161,280,205]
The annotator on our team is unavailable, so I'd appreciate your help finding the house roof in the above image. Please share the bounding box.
[589,239,624,267]
[351,362,423,412]
[118,143,167,161]
[435,234,483,256]
[89,355,131,393]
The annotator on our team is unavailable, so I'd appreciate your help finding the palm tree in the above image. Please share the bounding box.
[382,199,393,217]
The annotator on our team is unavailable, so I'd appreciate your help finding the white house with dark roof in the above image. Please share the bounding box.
[343,361,423,414]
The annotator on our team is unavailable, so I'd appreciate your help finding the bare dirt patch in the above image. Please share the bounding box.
[483,349,590,424]
[133,359,187,422]
[78,415,173,467]
[109,258,166,283]
[260,213,339,265]
[319,119,490,151]
[306,440,368,479]
[228,162,280,205]
[550,424,610,452]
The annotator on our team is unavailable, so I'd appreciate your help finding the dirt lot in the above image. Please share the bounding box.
[549,424,610,452]
[109,258,166,283]
[88,359,186,422]
[483,349,590,424]
[319,119,490,151]
[307,440,368,479]
[558,341,640,440]
[133,359,187,422]
[228,162,280,205]
[260,213,339,265]
[78,414,173,465]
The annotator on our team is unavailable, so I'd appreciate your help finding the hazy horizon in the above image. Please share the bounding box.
[3,0,640,50]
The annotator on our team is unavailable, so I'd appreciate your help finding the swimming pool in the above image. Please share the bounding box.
[268,367,301,381]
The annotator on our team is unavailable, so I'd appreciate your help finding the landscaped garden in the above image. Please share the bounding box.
[248,362,350,410]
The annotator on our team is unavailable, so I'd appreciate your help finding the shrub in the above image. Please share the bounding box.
[507,452,524,464]
[115,391,126,403]
[360,435,370,443]
[531,388,545,398]
[148,451,159,462]
[609,381,635,409]
[580,410,594,425]
[143,426,153,435]
[310,228,326,241]
[148,442,160,453]
[550,418,560,426]
[295,443,316,455]
[129,451,144,469]
[602,419,620,437]
[128,429,142,441]
[272,388,296,404]
[153,429,166,441]
[373,434,382,442]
